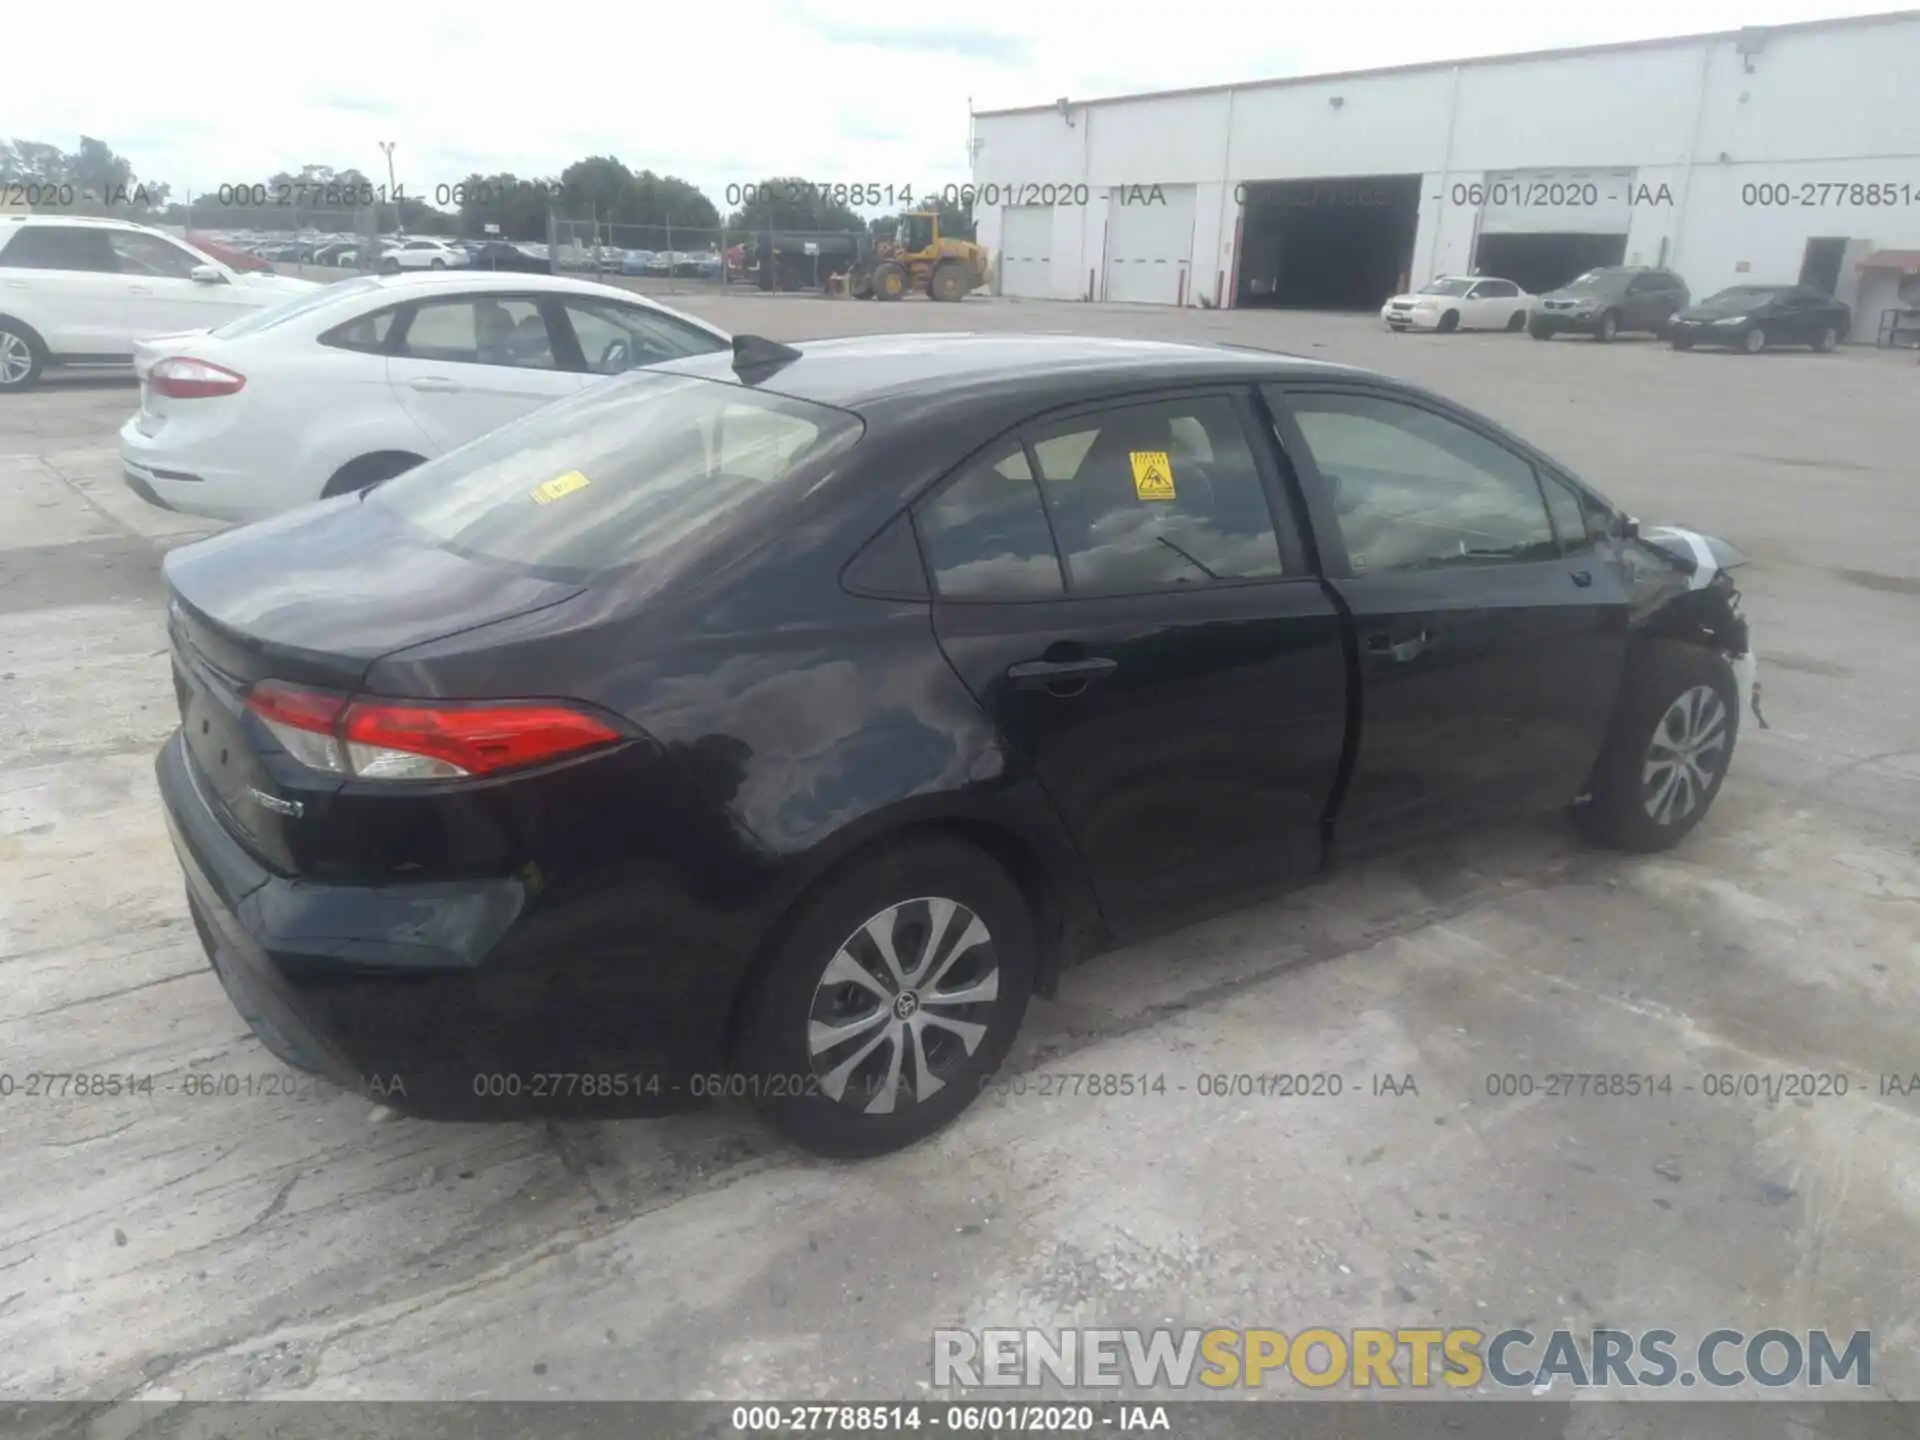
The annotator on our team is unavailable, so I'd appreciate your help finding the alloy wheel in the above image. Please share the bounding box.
[1743,327,1767,353]
[806,896,1001,1115]
[0,330,34,387]
[1642,685,1729,825]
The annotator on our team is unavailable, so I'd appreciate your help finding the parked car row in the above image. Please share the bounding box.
[1383,266,1852,352]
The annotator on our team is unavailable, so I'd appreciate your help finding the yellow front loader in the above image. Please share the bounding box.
[850,213,988,302]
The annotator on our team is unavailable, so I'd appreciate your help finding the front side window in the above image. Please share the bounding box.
[397,297,556,369]
[1277,391,1556,573]
[916,447,1063,600]
[107,230,208,280]
[562,299,726,375]
[1026,395,1286,594]
[0,225,118,273]
[372,372,863,575]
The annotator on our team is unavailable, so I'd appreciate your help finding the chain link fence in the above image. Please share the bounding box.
[549,216,877,297]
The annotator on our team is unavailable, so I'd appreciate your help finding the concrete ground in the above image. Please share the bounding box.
[3,298,1918,1406]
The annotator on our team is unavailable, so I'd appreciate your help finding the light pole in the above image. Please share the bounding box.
[377,141,397,198]
[375,142,398,270]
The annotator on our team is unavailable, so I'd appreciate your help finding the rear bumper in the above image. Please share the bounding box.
[157,731,721,1119]
[121,417,274,524]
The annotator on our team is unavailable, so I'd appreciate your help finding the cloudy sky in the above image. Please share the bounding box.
[6,0,1896,207]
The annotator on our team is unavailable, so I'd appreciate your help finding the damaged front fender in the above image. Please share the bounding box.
[1630,523,1768,730]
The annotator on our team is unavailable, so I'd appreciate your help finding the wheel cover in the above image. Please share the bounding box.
[806,897,1000,1115]
[0,331,32,384]
[1745,328,1765,352]
[1600,313,1616,338]
[1642,684,1729,825]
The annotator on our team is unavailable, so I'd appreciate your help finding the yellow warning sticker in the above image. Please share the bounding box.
[1130,450,1175,501]
[530,470,591,505]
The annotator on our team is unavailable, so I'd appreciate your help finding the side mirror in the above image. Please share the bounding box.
[189,264,228,285]
[1617,514,1641,540]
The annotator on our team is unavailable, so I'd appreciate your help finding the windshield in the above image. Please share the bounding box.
[899,216,935,251]
[1695,286,1785,312]
[370,370,864,576]
[1420,278,1474,296]
[1557,270,1630,297]
[211,276,383,339]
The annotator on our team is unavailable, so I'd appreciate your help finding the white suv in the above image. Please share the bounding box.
[379,238,471,273]
[0,215,319,392]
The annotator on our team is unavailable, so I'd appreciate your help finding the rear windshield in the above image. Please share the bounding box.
[370,370,864,576]
[1420,278,1474,296]
[1696,286,1786,311]
[211,276,384,339]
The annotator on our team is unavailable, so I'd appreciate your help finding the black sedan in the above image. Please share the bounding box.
[1668,285,1850,353]
[468,240,554,274]
[157,334,1763,1157]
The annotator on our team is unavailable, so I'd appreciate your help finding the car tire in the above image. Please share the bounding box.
[1506,311,1527,332]
[1529,324,1552,341]
[873,262,908,301]
[322,451,424,499]
[930,262,967,303]
[0,319,46,393]
[1814,327,1838,353]
[430,258,446,269]
[380,258,401,275]
[1670,334,1694,351]
[1437,309,1460,333]
[735,836,1036,1159]
[1573,640,1740,854]
[1595,310,1619,342]
[1742,326,1767,354]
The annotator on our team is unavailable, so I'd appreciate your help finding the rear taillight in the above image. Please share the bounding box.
[150,356,246,399]
[243,681,623,782]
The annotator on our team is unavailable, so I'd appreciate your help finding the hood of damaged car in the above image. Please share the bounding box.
[1637,525,1750,588]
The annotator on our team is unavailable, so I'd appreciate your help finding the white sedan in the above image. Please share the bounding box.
[119,271,732,522]
[379,237,472,272]
[1381,275,1535,333]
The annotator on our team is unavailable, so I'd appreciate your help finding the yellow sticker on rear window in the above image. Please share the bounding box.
[530,470,591,505]
[1130,451,1175,501]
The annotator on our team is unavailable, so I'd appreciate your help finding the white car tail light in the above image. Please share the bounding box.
[244,681,625,782]
[150,357,246,399]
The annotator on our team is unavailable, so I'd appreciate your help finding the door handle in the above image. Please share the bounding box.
[128,285,154,295]
[1007,656,1118,691]
[1570,569,1593,588]
[1365,630,1433,663]
[2,280,28,289]
[409,377,461,393]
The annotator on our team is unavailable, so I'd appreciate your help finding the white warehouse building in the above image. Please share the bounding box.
[967,9,1920,341]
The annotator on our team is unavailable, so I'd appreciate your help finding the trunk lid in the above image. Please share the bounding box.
[132,331,217,433]
[163,495,585,871]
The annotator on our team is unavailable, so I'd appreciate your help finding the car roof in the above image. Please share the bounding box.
[350,269,718,307]
[4,213,171,235]
[653,332,1363,413]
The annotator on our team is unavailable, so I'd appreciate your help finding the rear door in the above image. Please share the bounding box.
[916,388,1348,934]
[384,293,584,452]
[0,224,129,355]
[1263,383,1631,855]
[1473,278,1523,329]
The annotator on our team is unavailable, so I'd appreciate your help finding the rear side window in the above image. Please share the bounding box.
[917,447,1064,600]
[370,371,863,575]
[107,230,204,279]
[319,306,400,354]
[396,296,557,369]
[1028,395,1286,594]
[0,225,117,273]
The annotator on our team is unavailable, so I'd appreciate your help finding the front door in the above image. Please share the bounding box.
[384,293,583,453]
[917,389,1348,934]
[106,229,261,336]
[1265,384,1631,854]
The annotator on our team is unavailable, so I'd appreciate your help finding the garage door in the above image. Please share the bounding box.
[1477,170,1635,236]
[998,206,1053,298]
[1104,184,1196,305]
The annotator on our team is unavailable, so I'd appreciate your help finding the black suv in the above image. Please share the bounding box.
[1531,267,1690,342]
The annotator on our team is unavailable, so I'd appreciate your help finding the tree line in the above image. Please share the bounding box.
[2,137,975,243]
